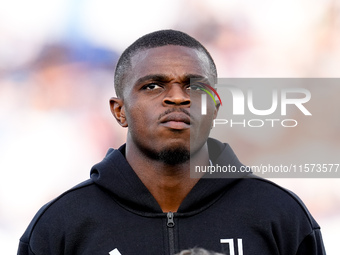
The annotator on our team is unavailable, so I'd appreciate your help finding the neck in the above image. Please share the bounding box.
[125,139,209,213]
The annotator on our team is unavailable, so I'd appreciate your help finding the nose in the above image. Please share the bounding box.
[162,84,191,107]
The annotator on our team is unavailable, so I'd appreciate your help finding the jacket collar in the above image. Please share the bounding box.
[90,138,250,215]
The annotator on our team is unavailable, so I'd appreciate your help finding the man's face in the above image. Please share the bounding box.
[112,45,218,164]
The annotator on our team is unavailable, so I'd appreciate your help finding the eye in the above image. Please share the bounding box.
[187,84,204,91]
[143,83,162,90]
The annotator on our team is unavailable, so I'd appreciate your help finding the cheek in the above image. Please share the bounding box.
[125,103,152,130]
[196,103,217,131]
[201,114,215,130]
[191,96,217,119]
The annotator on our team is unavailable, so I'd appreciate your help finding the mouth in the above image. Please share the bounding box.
[159,113,191,130]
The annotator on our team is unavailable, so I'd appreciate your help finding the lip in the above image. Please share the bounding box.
[159,113,191,130]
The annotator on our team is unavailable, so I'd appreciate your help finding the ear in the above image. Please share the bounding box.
[110,97,128,127]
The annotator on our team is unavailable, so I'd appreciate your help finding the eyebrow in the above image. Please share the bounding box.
[135,74,208,86]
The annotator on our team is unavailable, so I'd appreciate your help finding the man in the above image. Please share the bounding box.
[18,30,326,255]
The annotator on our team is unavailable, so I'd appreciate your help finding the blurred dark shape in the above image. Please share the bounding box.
[31,41,119,71]
[176,248,225,255]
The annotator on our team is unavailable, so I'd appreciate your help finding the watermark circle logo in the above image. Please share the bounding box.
[194,81,222,115]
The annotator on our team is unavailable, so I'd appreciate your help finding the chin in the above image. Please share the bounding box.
[158,146,191,165]
[142,143,191,166]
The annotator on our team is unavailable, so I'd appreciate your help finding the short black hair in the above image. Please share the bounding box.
[114,29,217,98]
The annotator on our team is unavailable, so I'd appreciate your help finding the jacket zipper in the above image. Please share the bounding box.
[167,212,175,255]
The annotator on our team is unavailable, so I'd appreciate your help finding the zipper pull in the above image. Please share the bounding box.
[167,212,175,227]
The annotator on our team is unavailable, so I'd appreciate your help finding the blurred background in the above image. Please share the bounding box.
[0,0,339,253]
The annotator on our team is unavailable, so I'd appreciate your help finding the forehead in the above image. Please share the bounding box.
[127,45,213,83]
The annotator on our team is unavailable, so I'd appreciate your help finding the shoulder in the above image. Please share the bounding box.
[240,174,319,229]
[242,175,326,254]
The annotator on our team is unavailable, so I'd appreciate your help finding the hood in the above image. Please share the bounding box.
[90,138,250,215]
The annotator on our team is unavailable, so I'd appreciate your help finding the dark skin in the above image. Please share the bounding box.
[110,45,219,212]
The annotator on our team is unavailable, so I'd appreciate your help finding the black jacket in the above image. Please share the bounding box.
[18,138,326,255]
